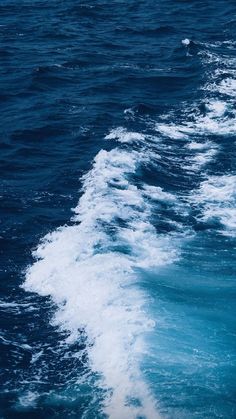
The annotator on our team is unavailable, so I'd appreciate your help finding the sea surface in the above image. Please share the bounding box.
[0,1,236,418]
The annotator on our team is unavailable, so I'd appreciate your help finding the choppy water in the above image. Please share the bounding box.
[1,1,236,418]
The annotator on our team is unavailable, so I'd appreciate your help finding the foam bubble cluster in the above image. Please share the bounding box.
[24,138,179,418]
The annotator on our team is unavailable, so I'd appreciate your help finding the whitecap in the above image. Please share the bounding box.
[182,38,190,47]
[156,123,191,139]
[24,145,179,418]
[191,175,236,237]
[157,98,236,140]
[105,127,145,143]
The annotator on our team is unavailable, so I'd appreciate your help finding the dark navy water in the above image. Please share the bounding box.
[1,1,236,418]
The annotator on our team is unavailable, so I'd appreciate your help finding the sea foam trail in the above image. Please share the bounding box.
[24,141,178,418]
[157,41,236,143]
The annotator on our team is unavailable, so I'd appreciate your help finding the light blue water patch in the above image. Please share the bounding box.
[140,234,236,418]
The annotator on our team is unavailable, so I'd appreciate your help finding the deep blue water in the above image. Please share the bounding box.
[1,1,236,418]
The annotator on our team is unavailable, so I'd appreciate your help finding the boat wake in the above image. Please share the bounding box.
[23,39,236,418]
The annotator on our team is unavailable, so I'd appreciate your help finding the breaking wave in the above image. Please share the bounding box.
[22,38,236,418]
[24,134,182,418]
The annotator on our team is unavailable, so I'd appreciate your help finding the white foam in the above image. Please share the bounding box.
[24,146,179,418]
[186,141,213,150]
[18,391,39,409]
[158,41,236,141]
[184,147,218,171]
[218,78,236,97]
[205,100,226,117]
[182,38,190,47]
[156,123,190,139]
[157,99,236,140]
[105,127,145,143]
[194,175,235,202]
[191,175,236,236]
[142,185,176,203]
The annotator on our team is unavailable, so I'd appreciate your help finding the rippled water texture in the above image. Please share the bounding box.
[1,1,236,418]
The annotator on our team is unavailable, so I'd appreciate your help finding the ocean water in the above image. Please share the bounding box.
[0,0,236,418]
